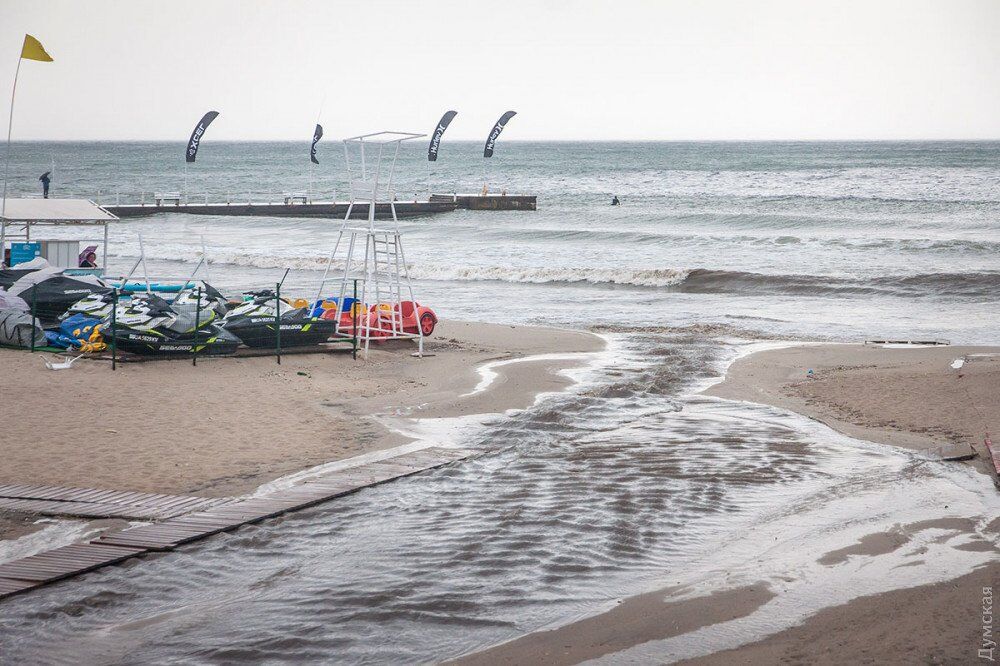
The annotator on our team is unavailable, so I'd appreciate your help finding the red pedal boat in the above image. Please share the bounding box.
[320,299,437,338]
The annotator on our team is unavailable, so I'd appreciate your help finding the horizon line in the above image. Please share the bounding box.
[5,137,1000,144]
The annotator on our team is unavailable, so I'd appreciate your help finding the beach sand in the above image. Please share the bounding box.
[0,320,603,540]
[682,560,999,665]
[4,335,997,662]
[452,583,777,666]
[460,342,999,664]
[706,343,1000,469]
[693,343,1000,663]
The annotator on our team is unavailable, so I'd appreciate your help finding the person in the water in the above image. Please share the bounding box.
[611,195,620,206]
[39,171,51,199]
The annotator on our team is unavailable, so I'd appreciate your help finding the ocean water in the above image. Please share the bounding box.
[4,140,999,341]
[1,142,998,663]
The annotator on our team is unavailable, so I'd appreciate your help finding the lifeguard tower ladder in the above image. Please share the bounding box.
[316,131,426,357]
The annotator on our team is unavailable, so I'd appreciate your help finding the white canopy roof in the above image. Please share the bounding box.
[0,198,118,223]
[343,131,425,144]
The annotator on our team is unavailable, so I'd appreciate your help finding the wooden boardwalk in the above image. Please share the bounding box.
[0,484,229,520]
[0,446,472,601]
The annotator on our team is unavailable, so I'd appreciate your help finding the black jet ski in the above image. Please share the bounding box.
[107,294,239,357]
[7,269,111,325]
[222,290,337,348]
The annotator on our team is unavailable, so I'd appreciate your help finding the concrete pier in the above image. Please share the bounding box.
[103,194,537,220]
[431,193,537,211]
[104,200,457,219]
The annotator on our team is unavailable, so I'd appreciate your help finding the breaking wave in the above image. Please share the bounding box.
[182,252,689,288]
[413,265,692,287]
[107,249,1000,299]
[410,266,1000,298]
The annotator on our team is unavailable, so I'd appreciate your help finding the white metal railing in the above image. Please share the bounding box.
[81,192,342,206]
[3,189,446,206]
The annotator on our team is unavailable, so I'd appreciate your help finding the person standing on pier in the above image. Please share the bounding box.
[39,171,51,198]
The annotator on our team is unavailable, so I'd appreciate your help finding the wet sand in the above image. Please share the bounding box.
[452,584,776,666]
[692,343,1000,663]
[0,320,603,540]
[461,342,999,664]
[682,560,999,666]
[706,343,1000,467]
[0,512,43,542]
[4,336,996,662]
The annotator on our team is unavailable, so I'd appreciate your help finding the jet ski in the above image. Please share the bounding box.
[107,293,239,357]
[170,283,230,319]
[222,289,337,348]
[6,269,111,325]
[63,282,227,323]
[62,290,115,320]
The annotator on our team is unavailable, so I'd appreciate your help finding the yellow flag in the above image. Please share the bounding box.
[21,34,53,62]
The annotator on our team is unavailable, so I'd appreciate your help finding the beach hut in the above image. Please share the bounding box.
[0,198,117,271]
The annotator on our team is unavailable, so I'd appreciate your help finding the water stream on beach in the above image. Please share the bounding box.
[1,141,999,662]
[1,335,997,663]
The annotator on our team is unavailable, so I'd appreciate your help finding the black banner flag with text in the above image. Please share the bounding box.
[428,110,457,161]
[185,111,220,163]
[483,111,516,158]
[310,124,324,164]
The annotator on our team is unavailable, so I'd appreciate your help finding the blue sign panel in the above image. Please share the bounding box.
[10,242,41,266]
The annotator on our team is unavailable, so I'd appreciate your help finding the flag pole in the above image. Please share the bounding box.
[2,54,22,224]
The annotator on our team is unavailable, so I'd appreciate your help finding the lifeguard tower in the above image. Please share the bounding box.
[315,131,426,356]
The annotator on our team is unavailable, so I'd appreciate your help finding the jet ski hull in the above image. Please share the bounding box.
[110,326,240,357]
[223,316,337,348]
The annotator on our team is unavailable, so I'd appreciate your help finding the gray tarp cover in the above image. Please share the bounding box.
[0,289,28,311]
[0,308,46,348]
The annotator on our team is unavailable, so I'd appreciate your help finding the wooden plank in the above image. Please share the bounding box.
[365,461,427,475]
[985,435,1000,480]
[0,483,225,509]
[0,577,37,598]
[0,485,228,520]
[0,543,145,582]
[0,498,193,520]
[93,536,181,550]
[4,446,475,603]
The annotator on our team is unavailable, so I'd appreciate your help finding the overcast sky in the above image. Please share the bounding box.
[1,0,999,141]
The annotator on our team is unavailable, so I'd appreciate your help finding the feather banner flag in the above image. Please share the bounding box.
[483,111,516,158]
[186,111,219,163]
[2,35,54,220]
[428,111,457,161]
[310,124,323,164]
